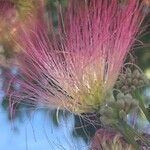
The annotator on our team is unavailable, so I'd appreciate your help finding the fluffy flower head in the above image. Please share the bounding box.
[11,0,147,114]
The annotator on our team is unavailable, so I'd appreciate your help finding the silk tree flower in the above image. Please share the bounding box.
[0,0,16,21]
[0,0,16,35]
[91,128,149,150]
[0,0,45,63]
[91,129,134,150]
[0,0,44,36]
[143,0,150,6]
[10,0,147,114]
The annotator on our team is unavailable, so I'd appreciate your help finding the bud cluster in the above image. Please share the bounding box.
[100,93,138,125]
[115,68,149,94]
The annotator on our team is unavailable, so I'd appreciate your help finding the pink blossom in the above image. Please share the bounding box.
[10,0,147,114]
[91,128,149,150]
[0,0,16,22]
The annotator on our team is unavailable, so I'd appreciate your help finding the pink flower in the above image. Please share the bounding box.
[91,128,149,150]
[0,0,15,21]
[10,0,147,114]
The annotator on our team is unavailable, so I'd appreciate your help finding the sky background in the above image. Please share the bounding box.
[0,92,88,150]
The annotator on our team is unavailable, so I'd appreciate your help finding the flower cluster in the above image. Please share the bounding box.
[0,0,149,149]
[115,67,149,93]
[9,0,147,115]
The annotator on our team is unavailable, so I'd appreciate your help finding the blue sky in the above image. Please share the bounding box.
[0,106,88,150]
[0,68,88,150]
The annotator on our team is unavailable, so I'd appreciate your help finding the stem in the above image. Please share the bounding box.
[139,98,150,122]
[114,120,140,150]
[133,91,150,123]
[114,119,150,149]
[122,120,150,147]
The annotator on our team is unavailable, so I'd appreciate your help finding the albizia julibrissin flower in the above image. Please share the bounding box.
[91,129,149,150]
[10,0,148,114]
[0,0,16,33]
[0,0,15,20]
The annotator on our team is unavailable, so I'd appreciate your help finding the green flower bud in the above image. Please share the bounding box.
[117,93,125,100]
[124,99,132,113]
[132,79,139,86]
[100,116,118,125]
[116,81,124,87]
[116,100,125,109]
[107,101,116,108]
[130,85,136,91]
[119,110,127,119]
[119,74,126,81]
[127,78,132,85]
[126,68,132,78]
[124,94,133,100]
[121,86,129,93]
[126,68,132,74]
[133,69,141,78]
[130,100,138,111]
[100,106,114,117]
[138,80,144,87]
[141,76,149,85]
